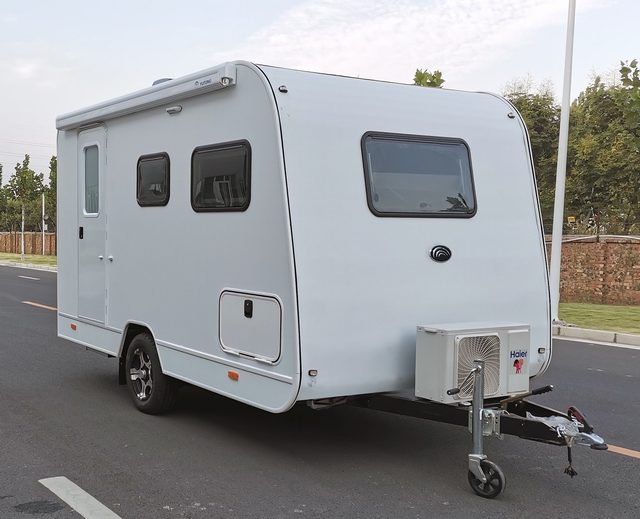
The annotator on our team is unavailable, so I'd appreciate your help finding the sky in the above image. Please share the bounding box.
[0,0,637,180]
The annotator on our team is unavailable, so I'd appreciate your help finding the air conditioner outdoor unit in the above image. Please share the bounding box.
[415,322,530,404]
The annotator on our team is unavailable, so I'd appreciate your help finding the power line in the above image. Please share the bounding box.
[0,151,55,160]
[0,139,55,148]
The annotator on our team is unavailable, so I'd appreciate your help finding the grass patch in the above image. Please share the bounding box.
[0,252,57,267]
[559,302,640,335]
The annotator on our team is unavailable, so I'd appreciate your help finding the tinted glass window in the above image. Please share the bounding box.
[362,133,475,217]
[84,145,99,214]
[137,153,170,206]
[191,141,251,212]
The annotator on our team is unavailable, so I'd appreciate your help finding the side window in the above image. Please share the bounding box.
[361,132,476,218]
[137,153,170,206]
[191,140,251,212]
[84,145,99,214]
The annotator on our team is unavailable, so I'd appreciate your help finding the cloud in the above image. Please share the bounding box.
[15,61,40,79]
[4,53,73,88]
[213,0,605,86]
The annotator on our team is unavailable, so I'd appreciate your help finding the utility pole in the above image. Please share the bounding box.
[549,0,576,321]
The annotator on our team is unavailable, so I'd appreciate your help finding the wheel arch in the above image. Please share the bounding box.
[118,321,157,385]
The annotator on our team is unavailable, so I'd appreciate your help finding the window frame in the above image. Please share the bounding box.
[83,144,100,216]
[361,131,477,219]
[190,140,252,213]
[136,152,171,207]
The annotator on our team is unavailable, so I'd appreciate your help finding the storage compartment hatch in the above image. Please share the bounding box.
[219,291,282,362]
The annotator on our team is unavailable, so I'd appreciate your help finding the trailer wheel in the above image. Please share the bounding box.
[125,333,177,414]
[467,460,505,498]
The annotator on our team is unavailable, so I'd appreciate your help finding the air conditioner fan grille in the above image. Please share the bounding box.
[457,335,501,398]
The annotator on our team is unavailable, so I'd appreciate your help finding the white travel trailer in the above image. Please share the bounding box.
[57,61,605,497]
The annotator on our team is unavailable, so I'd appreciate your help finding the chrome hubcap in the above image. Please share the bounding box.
[129,348,153,400]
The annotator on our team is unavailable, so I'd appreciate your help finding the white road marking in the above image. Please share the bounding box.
[39,477,121,519]
[18,275,40,280]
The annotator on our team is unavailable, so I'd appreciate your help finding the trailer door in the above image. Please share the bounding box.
[77,127,106,323]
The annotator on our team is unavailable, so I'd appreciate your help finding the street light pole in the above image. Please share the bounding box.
[549,0,576,322]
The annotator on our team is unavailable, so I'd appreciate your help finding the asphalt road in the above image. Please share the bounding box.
[0,265,638,519]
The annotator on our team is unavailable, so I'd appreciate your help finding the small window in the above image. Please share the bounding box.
[137,153,170,206]
[84,145,99,214]
[362,132,476,217]
[191,141,251,212]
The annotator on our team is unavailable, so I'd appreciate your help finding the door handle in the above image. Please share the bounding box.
[98,255,104,260]
[108,255,114,262]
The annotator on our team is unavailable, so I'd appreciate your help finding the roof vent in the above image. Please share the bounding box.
[152,78,172,86]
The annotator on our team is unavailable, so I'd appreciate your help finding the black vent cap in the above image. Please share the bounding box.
[430,245,452,262]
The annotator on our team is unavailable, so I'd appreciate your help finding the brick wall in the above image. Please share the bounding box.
[547,237,640,305]
[0,232,57,256]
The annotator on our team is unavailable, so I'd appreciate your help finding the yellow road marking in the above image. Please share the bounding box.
[608,444,640,460]
[22,301,57,312]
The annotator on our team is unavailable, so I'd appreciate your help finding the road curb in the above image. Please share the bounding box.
[0,261,58,272]
[553,325,640,347]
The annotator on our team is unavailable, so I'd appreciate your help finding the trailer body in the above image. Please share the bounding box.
[56,61,551,412]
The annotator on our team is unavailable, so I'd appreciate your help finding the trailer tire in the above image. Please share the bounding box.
[467,460,505,498]
[125,333,177,414]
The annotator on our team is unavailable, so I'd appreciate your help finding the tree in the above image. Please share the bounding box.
[0,163,3,217]
[45,156,57,232]
[0,164,20,232]
[6,155,44,258]
[413,68,445,87]
[0,163,5,231]
[566,75,640,234]
[0,188,20,232]
[614,59,640,232]
[503,80,560,232]
[619,59,640,136]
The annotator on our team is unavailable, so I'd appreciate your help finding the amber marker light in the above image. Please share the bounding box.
[228,371,239,381]
[70,323,77,331]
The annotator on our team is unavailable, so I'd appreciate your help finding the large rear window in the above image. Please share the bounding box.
[362,132,476,217]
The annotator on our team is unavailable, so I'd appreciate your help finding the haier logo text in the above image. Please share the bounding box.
[510,350,527,359]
